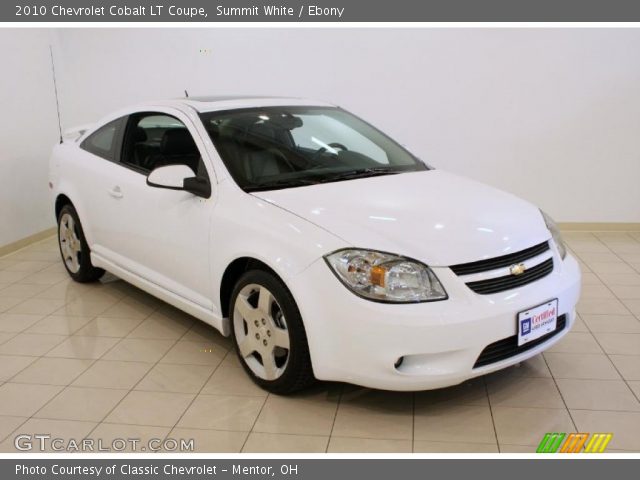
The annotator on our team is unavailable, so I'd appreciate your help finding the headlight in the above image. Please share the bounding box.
[541,210,567,259]
[324,249,447,303]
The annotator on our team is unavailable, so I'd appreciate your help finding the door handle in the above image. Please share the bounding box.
[108,186,123,199]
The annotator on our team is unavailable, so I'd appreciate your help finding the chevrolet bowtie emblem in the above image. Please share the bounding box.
[510,263,526,276]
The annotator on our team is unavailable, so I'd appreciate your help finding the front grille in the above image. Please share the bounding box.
[465,258,554,294]
[450,241,550,276]
[473,314,566,368]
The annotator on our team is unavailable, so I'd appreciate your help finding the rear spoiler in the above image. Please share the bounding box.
[62,124,93,143]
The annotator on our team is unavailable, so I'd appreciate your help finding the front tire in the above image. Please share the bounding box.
[230,270,315,394]
[57,204,104,283]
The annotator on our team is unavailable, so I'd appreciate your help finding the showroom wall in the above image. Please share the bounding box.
[53,28,640,223]
[0,29,60,248]
[2,28,640,250]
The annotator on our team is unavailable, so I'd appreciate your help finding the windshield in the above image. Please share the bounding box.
[199,106,428,192]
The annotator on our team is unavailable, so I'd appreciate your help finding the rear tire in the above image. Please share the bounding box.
[230,270,315,394]
[57,204,104,283]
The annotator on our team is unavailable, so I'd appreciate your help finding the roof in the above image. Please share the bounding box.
[160,95,336,113]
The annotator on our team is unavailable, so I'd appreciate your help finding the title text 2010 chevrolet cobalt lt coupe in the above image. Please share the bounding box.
[50,96,581,393]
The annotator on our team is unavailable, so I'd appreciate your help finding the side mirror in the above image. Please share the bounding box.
[146,165,211,198]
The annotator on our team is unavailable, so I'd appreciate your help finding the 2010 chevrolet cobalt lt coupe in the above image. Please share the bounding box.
[49,96,581,393]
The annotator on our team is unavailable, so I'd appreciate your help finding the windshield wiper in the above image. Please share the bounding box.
[244,178,321,192]
[317,167,402,183]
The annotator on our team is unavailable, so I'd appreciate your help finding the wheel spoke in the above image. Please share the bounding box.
[235,296,255,322]
[257,287,273,315]
[237,336,255,358]
[262,352,278,380]
[272,327,290,349]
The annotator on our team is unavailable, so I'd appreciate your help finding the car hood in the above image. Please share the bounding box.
[251,170,551,266]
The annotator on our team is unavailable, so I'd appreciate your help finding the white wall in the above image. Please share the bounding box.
[3,28,640,249]
[0,29,60,247]
[54,28,640,223]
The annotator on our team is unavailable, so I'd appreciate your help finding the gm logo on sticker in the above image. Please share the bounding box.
[521,318,531,335]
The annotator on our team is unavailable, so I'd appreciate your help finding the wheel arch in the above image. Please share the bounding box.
[55,193,73,220]
[219,256,282,319]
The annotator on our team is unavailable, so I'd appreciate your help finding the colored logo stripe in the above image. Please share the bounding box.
[536,433,565,453]
[537,433,613,453]
[584,433,613,453]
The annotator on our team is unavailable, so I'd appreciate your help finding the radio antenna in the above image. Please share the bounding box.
[49,45,63,144]
[184,89,189,98]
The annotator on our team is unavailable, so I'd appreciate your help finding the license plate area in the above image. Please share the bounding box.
[517,299,558,346]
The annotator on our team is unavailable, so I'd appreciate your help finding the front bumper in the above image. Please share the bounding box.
[289,252,581,391]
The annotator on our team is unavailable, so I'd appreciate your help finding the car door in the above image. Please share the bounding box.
[97,109,214,309]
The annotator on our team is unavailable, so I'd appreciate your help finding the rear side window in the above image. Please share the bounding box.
[80,117,126,161]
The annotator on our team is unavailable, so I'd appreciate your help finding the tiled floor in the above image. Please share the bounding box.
[0,231,639,453]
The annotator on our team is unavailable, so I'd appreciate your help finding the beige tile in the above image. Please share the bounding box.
[253,390,339,436]
[54,297,117,317]
[577,298,631,315]
[0,283,49,299]
[547,332,603,354]
[74,316,143,337]
[492,406,575,446]
[101,338,175,362]
[127,311,193,340]
[328,437,412,453]
[571,410,640,451]
[413,440,498,453]
[72,360,153,389]
[135,363,214,393]
[578,252,623,264]
[0,313,46,333]
[11,358,93,385]
[487,376,564,408]
[169,427,247,453]
[17,271,68,285]
[598,273,640,286]
[46,336,120,359]
[628,381,640,398]
[571,315,590,333]
[582,314,640,333]
[415,378,488,407]
[0,416,27,443]
[581,272,604,286]
[2,418,97,452]
[594,333,640,355]
[0,297,27,313]
[106,391,195,427]
[181,322,233,350]
[0,355,37,381]
[589,262,637,275]
[201,361,266,397]
[101,298,156,320]
[35,386,128,422]
[544,353,620,380]
[499,444,539,453]
[0,333,67,356]
[556,379,640,411]
[26,315,93,335]
[159,341,226,366]
[609,285,640,300]
[242,432,328,453]
[609,355,640,381]
[414,402,495,444]
[8,298,66,316]
[622,299,640,316]
[0,383,63,416]
[91,423,171,452]
[0,332,16,345]
[332,390,413,440]
[0,271,31,284]
[178,394,265,431]
[580,284,616,300]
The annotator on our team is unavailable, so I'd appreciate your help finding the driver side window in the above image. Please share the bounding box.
[120,113,206,176]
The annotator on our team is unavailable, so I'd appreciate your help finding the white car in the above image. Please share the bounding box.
[49,96,581,393]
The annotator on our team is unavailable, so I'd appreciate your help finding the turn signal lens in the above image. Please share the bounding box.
[324,249,447,303]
